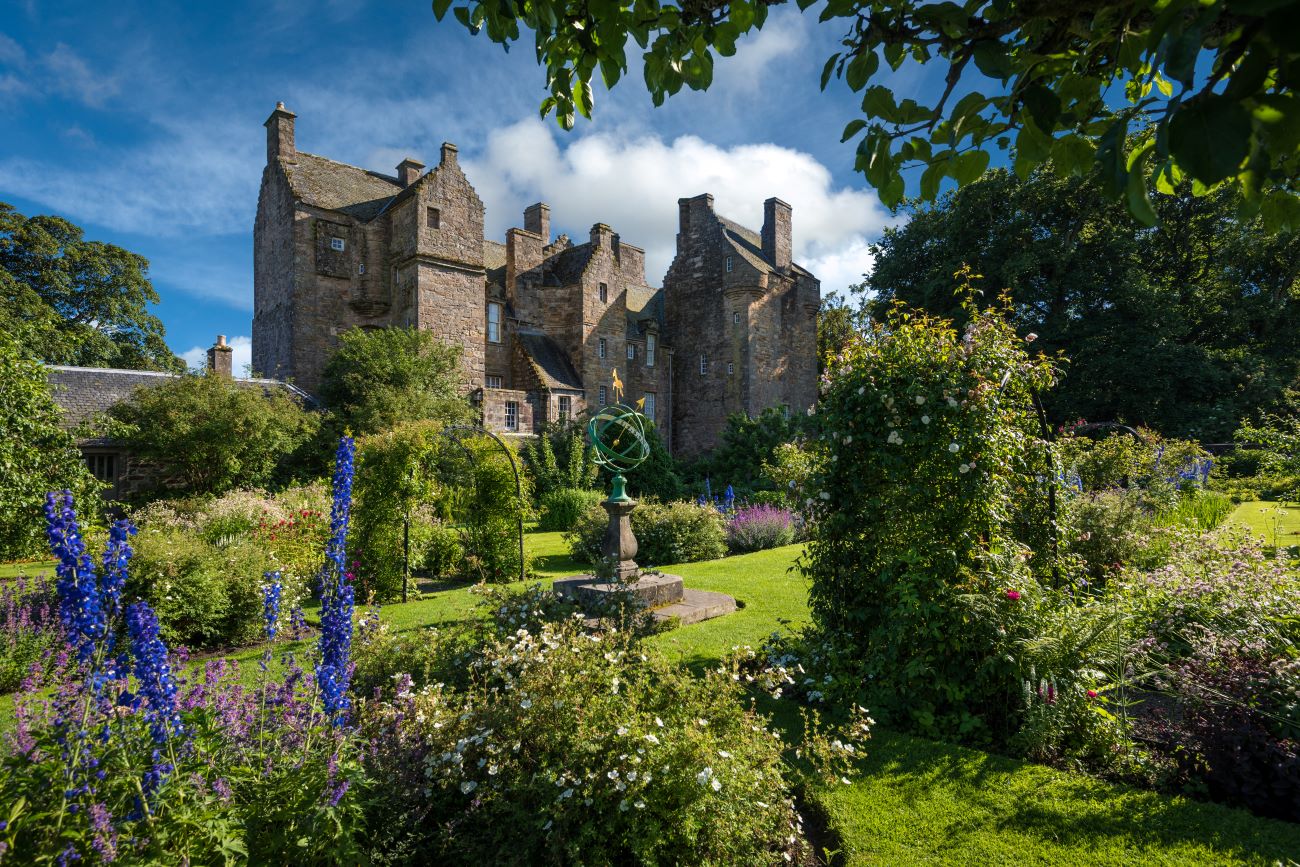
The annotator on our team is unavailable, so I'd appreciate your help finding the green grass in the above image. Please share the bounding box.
[1226,499,1300,549]
[0,559,54,580]
[6,530,1300,862]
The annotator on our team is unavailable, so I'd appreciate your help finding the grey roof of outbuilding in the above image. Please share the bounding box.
[516,332,583,391]
[282,153,404,221]
[45,366,315,430]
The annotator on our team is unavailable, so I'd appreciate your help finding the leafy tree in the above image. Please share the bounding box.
[106,372,319,496]
[818,290,869,373]
[318,327,472,441]
[867,166,1300,440]
[0,331,103,559]
[0,203,182,371]
[522,419,599,502]
[693,406,814,496]
[432,0,1300,229]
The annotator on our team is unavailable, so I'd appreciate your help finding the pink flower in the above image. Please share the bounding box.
[1004,590,1021,601]
[1086,689,1098,699]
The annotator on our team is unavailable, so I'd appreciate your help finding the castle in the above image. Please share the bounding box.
[252,104,821,455]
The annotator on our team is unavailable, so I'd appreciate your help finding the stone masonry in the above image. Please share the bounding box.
[252,105,820,452]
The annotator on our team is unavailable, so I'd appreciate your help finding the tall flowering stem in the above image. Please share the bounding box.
[44,492,105,663]
[262,572,283,643]
[317,436,356,726]
[125,601,183,749]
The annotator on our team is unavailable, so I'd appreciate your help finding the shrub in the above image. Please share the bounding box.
[726,504,796,553]
[522,421,598,502]
[1064,489,1168,581]
[0,330,103,559]
[105,370,319,497]
[538,487,603,531]
[567,500,727,567]
[801,289,1057,742]
[358,609,856,865]
[0,573,67,694]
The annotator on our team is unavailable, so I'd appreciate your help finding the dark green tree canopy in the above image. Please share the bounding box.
[432,0,1300,229]
[867,166,1300,440]
[106,371,320,496]
[318,326,472,439]
[0,202,181,372]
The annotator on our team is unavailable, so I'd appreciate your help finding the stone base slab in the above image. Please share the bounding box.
[651,589,738,625]
[552,574,736,627]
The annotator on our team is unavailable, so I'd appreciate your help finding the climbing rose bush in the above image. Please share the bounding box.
[800,293,1057,741]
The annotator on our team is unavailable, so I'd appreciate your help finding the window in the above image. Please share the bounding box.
[487,302,502,343]
[733,311,740,325]
[85,453,117,484]
[427,207,440,229]
[486,374,503,389]
[599,282,608,303]
[724,255,733,272]
[557,395,572,421]
[643,392,656,422]
[598,386,608,406]
[330,237,346,252]
[699,354,708,376]
[782,404,791,420]
[357,263,366,275]
[646,333,656,367]
[504,401,518,431]
[627,344,636,360]
[598,338,607,359]
[728,362,734,376]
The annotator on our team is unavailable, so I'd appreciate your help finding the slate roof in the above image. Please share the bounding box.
[282,153,403,221]
[484,239,507,290]
[545,244,593,287]
[45,366,315,430]
[516,332,583,391]
[625,285,664,337]
[717,215,814,278]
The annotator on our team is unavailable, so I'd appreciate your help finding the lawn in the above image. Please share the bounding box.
[6,530,1299,863]
[1226,499,1300,550]
[0,559,54,580]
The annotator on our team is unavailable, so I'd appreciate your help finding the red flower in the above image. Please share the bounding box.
[1005,590,1021,601]
[1086,689,1098,699]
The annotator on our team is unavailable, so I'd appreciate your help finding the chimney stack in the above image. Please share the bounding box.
[396,157,425,187]
[207,334,233,378]
[264,102,296,163]
[761,197,792,272]
[440,142,458,167]
[590,223,614,248]
[677,193,714,234]
[524,202,550,244]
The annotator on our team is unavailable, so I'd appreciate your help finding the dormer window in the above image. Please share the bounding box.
[427,207,441,229]
[724,255,733,273]
[330,237,346,252]
[599,282,608,303]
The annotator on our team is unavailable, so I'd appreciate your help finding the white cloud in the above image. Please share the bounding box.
[466,119,893,293]
[713,18,807,95]
[42,43,119,107]
[0,33,26,66]
[181,335,252,378]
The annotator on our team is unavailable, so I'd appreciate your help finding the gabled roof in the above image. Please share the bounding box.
[516,332,583,391]
[625,285,664,337]
[545,243,593,287]
[484,240,507,290]
[45,366,315,430]
[716,215,815,279]
[282,153,403,221]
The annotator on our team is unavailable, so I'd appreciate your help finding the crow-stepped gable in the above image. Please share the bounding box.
[252,104,820,454]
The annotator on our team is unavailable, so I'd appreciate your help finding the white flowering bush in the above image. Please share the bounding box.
[358,602,867,865]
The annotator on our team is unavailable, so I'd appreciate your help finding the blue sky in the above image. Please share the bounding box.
[0,0,949,374]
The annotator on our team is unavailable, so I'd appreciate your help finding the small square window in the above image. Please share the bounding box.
[724,255,733,273]
[728,362,735,376]
[486,375,503,389]
[598,338,607,359]
[330,237,346,252]
[599,385,608,406]
[427,207,441,229]
[85,453,117,483]
[699,354,708,376]
[487,302,502,343]
[504,400,518,431]
[627,344,636,360]
[599,282,608,303]
[557,395,572,421]
[733,311,740,325]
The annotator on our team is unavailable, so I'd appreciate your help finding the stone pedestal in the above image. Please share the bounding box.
[601,497,639,581]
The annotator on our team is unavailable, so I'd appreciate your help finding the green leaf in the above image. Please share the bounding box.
[1254,94,1300,153]
[1259,190,1300,233]
[862,85,896,122]
[453,6,471,27]
[1051,134,1095,178]
[431,0,454,21]
[730,0,755,30]
[880,166,906,210]
[1162,26,1201,87]
[1124,141,1158,227]
[820,54,839,91]
[572,79,594,119]
[845,50,880,92]
[972,41,1013,80]
[919,162,946,201]
[1021,83,1062,132]
[714,22,739,57]
[884,41,906,70]
[1168,94,1252,185]
[841,119,868,142]
[950,150,990,185]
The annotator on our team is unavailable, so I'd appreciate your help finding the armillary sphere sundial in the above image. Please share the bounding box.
[552,370,736,626]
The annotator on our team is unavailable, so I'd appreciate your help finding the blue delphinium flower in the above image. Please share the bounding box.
[262,572,283,642]
[317,436,356,726]
[723,484,736,514]
[44,492,106,662]
[125,601,183,748]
